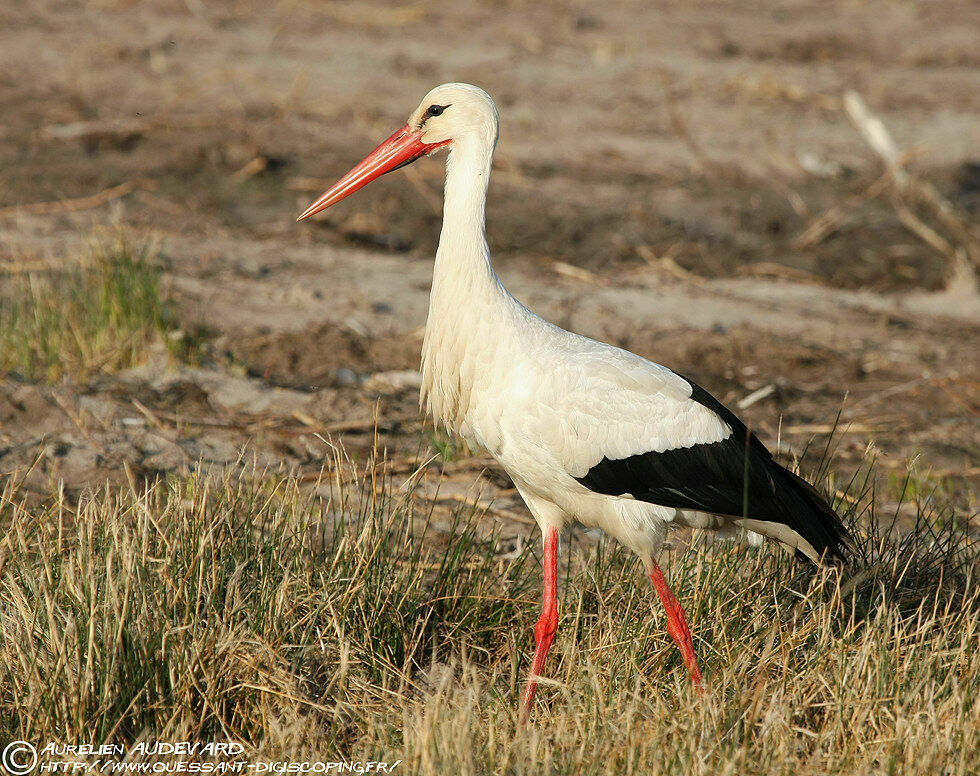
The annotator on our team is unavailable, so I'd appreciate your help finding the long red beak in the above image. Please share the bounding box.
[297,124,449,221]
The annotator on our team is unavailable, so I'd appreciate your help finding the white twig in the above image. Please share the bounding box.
[738,384,775,410]
[843,91,907,186]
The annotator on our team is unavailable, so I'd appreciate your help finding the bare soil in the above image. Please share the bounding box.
[1,1,977,518]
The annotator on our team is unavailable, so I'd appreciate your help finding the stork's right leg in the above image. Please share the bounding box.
[645,555,703,689]
[520,526,559,722]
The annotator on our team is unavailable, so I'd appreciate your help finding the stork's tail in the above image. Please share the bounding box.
[765,461,851,565]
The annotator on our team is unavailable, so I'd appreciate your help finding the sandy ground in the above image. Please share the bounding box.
[1,1,977,520]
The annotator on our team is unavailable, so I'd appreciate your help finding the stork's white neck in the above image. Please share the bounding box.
[434,134,497,293]
[420,130,520,432]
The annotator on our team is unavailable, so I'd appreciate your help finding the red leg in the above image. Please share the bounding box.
[647,556,703,689]
[520,526,559,722]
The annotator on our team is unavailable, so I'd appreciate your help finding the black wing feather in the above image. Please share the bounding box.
[576,377,850,564]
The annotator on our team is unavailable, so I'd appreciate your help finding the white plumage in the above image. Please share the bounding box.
[298,83,849,720]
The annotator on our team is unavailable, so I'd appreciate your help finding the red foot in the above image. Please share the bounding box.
[520,527,559,723]
[648,556,703,689]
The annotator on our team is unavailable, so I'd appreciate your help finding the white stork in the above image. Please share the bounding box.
[297,83,849,720]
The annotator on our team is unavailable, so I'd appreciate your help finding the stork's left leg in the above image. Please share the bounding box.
[520,526,559,722]
[645,555,703,688]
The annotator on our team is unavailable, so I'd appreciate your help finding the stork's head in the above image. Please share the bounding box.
[297,82,498,221]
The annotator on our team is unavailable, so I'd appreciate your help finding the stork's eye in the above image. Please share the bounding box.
[425,104,446,118]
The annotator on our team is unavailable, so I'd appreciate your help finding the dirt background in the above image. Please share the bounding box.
[1,0,977,522]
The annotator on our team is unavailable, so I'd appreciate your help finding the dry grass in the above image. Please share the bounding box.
[1,442,976,774]
[0,234,184,382]
[0,234,975,771]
